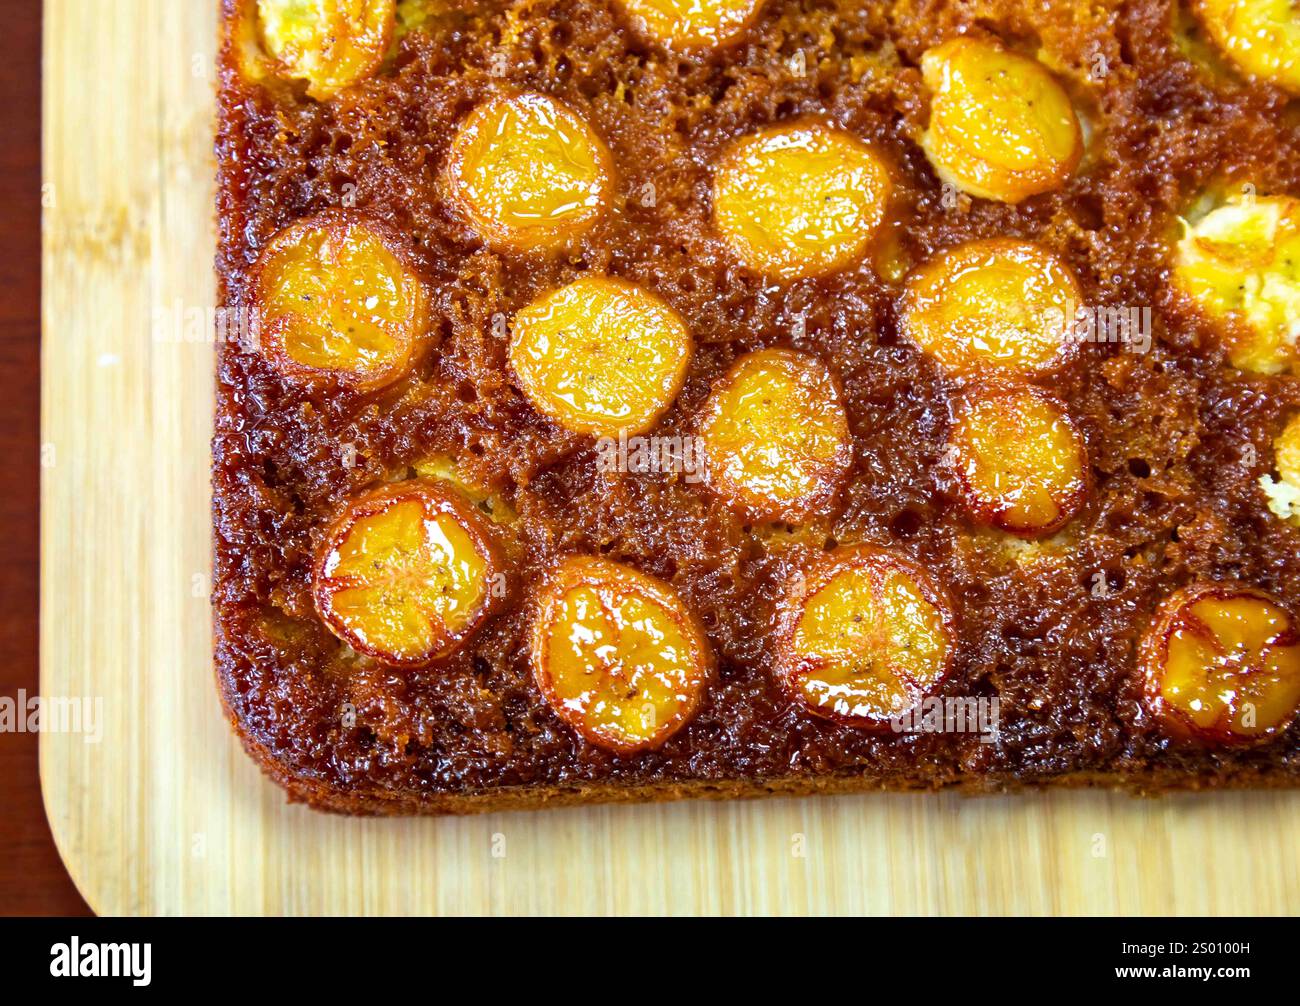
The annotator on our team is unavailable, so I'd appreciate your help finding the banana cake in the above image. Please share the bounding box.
[213,0,1300,814]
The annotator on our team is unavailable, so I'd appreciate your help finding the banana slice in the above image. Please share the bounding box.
[253,0,396,99]
[1174,191,1300,374]
[508,276,693,438]
[313,480,505,667]
[1195,0,1300,93]
[920,38,1083,203]
[528,555,714,754]
[947,381,1089,537]
[617,0,765,49]
[1140,583,1300,744]
[776,545,953,728]
[697,348,852,521]
[253,213,428,390]
[1276,414,1300,488]
[901,238,1081,377]
[1260,412,1300,521]
[712,122,892,280]
[444,92,615,253]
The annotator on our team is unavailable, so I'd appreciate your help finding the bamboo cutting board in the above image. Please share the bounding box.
[39,0,1300,916]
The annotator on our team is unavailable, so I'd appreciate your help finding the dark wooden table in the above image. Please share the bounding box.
[0,0,92,916]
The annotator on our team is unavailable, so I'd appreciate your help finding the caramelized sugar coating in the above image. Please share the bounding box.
[253,213,428,390]
[1195,0,1300,94]
[712,122,892,280]
[901,238,1081,377]
[776,545,953,728]
[251,0,396,99]
[312,480,505,667]
[508,276,693,437]
[947,381,1089,537]
[920,38,1083,203]
[617,0,765,49]
[443,91,615,253]
[1175,192,1300,374]
[1141,583,1300,744]
[528,555,714,754]
[697,348,852,521]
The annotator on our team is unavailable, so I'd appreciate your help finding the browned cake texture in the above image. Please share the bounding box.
[214,0,1300,815]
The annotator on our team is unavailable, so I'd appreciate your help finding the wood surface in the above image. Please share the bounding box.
[2,0,89,916]
[39,0,1300,916]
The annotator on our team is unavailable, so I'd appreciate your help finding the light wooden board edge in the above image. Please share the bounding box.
[38,0,1300,916]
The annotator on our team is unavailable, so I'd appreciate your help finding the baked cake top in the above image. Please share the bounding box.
[214,0,1300,800]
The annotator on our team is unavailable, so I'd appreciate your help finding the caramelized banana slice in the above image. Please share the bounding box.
[508,277,693,437]
[901,239,1081,376]
[529,555,714,754]
[1195,0,1300,93]
[712,123,892,280]
[920,38,1083,203]
[1174,192,1300,374]
[254,214,428,390]
[313,481,504,667]
[444,92,614,253]
[777,545,953,728]
[617,0,765,49]
[1260,413,1300,521]
[698,348,852,521]
[1141,583,1300,744]
[254,0,395,99]
[1276,413,1300,487]
[948,382,1089,536]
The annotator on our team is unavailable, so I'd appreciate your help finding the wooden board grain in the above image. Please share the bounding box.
[39,0,1300,917]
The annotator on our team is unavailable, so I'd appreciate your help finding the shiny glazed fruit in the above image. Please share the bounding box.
[313,481,504,667]
[1175,192,1300,374]
[1266,412,1300,523]
[617,0,765,49]
[444,91,614,252]
[1141,583,1300,744]
[697,348,852,521]
[712,122,892,280]
[528,555,714,754]
[920,38,1083,203]
[253,213,428,390]
[776,545,953,728]
[1195,0,1300,94]
[254,0,395,99]
[901,238,1081,377]
[947,381,1089,537]
[508,276,693,437]
[1276,413,1300,488]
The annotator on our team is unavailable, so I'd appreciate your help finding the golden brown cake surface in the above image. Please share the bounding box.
[215,0,1300,814]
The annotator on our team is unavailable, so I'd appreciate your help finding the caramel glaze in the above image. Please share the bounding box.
[215,0,1300,809]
